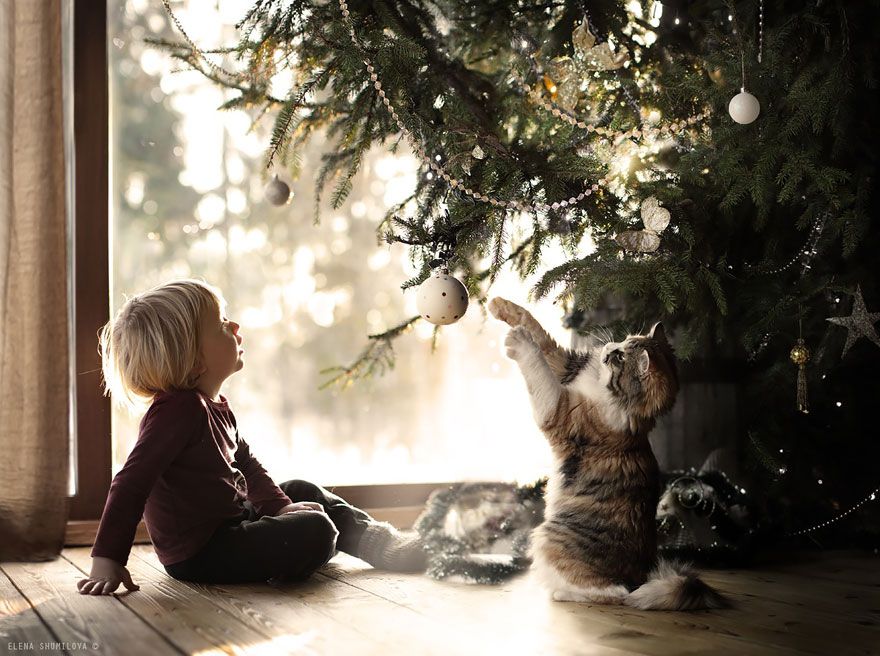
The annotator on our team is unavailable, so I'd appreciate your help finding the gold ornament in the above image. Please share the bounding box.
[789,339,810,366]
[789,338,811,414]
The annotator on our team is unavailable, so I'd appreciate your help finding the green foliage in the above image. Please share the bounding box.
[155,0,880,540]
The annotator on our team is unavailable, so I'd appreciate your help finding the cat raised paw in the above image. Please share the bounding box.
[505,325,538,360]
[489,297,527,327]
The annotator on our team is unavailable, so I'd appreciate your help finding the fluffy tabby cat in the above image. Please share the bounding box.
[489,297,727,610]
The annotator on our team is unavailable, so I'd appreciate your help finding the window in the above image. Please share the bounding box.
[107,0,589,487]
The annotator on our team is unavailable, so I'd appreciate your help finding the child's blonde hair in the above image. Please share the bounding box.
[99,278,225,410]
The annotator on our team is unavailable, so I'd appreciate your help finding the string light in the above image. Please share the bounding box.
[337,0,610,213]
[787,485,880,537]
[743,213,826,276]
[757,0,765,64]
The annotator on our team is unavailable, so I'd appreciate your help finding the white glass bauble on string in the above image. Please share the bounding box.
[264,174,293,206]
[728,89,761,124]
[416,268,469,325]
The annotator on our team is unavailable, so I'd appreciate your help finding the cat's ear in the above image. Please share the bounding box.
[638,349,651,376]
[648,322,667,343]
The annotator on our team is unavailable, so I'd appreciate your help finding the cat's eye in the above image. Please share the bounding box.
[607,349,624,362]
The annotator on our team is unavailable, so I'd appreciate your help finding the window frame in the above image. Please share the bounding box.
[66,0,449,545]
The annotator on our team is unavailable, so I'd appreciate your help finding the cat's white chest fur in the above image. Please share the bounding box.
[568,360,629,434]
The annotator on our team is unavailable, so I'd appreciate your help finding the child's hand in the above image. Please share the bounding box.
[275,501,326,516]
[77,556,140,595]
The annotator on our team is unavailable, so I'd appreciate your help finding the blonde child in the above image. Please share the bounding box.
[77,279,426,595]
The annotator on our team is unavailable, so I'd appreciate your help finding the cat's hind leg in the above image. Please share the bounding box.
[530,543,628,604]
[552,584,629,604]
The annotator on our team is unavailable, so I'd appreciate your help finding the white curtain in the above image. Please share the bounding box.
[0,0,70,561]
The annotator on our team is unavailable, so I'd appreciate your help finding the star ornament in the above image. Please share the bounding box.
[826,286,880,359]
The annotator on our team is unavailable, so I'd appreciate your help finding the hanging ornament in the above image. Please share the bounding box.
[264,174,292,206]
[728,3,762,125]
[789,338,811,414]
[544,58,579,111]
[535,18,629,114]
[728,89,761,124]
[572,17,629,71]
[471,144,485,160]
[615,196,671,253]
[416,266,469,325]
[547,211,573,236]
[825,286,880,359]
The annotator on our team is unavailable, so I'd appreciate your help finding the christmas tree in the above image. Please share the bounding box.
[154,0,880,547]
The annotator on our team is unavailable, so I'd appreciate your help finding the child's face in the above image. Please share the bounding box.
[198,302,244,387]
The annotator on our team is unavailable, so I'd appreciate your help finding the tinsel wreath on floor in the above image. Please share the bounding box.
[412,480,546,584]
[414,451,760,584]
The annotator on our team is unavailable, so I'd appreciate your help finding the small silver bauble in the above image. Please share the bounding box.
[416,268,469,326]
[728,89,761,125]
[264,175,293,206]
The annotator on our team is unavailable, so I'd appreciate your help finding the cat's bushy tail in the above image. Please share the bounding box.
[626,560,729,611]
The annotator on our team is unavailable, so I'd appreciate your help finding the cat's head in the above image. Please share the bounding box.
[599,322,679,420]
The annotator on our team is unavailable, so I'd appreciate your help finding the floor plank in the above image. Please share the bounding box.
[130,546,485,656]
[7,547,879,656]
[318,554,787,656]
[0,567,63,655]
[762,552,880,587]
[2,557,179,656]
[64,548,281,656]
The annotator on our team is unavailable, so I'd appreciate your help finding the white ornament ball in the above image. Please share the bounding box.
[416,270,469,325]
[728,90,761,125]
[264,175,292,206]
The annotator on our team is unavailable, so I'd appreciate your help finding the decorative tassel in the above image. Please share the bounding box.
[790,338,811,414]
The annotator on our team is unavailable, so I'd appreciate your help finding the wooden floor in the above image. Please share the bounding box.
[1,547,878,656]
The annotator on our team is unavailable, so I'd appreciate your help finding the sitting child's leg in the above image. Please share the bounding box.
[355,520,428,573]
[278,479,427,573]
[164,510,338,584]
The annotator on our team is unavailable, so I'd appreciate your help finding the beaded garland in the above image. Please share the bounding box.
[337,0,611,214]
[511,72,709,142]
[163,0,710,215]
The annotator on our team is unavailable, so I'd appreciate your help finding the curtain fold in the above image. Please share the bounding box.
[0,0,70,561]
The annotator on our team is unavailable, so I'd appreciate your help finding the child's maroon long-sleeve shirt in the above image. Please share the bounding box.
[91,389,292,567]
